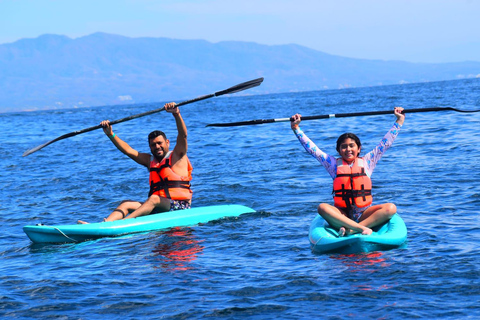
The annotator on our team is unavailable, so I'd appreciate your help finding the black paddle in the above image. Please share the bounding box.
[23,77,264,156]
[206,107,480,127]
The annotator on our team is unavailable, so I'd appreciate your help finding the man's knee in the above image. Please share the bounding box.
[146,194,165,206]
[118,200,140,209]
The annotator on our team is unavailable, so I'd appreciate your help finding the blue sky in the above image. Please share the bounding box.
[1,0,479,63]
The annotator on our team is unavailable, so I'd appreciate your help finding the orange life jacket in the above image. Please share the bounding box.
[333,158,372,209]
[148,152,193,200]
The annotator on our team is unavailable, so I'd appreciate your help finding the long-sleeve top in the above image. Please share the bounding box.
[293,122,402,180]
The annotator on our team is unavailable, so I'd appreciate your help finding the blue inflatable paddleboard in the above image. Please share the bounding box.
[309,213,407,254]
[24,204,255,244]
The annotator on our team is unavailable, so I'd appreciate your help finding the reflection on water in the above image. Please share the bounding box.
[3,78,480,319]
[331,252,390,271]
[152,227,204,271]
[330,252,394,293]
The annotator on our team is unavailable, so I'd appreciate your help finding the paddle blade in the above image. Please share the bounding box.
[214,77,264,96]
[23,141,52,157]
[22,125,102,157]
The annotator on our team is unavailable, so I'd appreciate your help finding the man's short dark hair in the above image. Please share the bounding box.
[148,130,167,143]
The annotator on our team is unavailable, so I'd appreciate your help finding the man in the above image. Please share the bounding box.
[78,102,192,224]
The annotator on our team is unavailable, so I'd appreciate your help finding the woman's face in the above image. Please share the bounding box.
[338,138,360,163]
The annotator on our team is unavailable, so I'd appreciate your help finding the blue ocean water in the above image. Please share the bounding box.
[1,78,479,319]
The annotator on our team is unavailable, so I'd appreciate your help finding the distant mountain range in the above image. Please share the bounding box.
[1,32,479,112]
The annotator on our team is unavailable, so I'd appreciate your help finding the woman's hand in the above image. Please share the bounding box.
[394,106,405,125]
[290,113,301,130]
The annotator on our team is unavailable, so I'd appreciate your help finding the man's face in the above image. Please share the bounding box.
[149,135,170,161]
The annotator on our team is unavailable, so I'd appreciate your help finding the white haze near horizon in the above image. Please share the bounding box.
[1,0,479,63]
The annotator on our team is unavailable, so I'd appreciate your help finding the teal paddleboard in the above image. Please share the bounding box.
[309,213,407,254]
[24,204,255,244]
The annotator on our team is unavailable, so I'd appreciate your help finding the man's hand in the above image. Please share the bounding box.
[164,102,179,114]
[100,120,113,136]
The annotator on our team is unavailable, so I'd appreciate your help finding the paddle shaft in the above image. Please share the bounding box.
[23,78,264,156]
[206,106,479,127]
[52,94,215,137]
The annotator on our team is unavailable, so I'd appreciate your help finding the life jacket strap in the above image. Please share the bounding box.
[148,179,191,197]
[149,158,172,173]
[334,188,372,200]
[148,157,192,198]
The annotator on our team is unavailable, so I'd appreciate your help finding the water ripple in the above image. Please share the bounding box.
[1,78,480,319]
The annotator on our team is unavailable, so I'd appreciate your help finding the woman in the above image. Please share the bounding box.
[291,107,405,236]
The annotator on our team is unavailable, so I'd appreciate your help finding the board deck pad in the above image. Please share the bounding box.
[24,204,255,244]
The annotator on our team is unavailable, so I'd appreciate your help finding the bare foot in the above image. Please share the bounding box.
[338,227,346,237]
[361,227,373,235]
[77,220,89,224]
[343,227,372,236]
[344,228,355,236]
